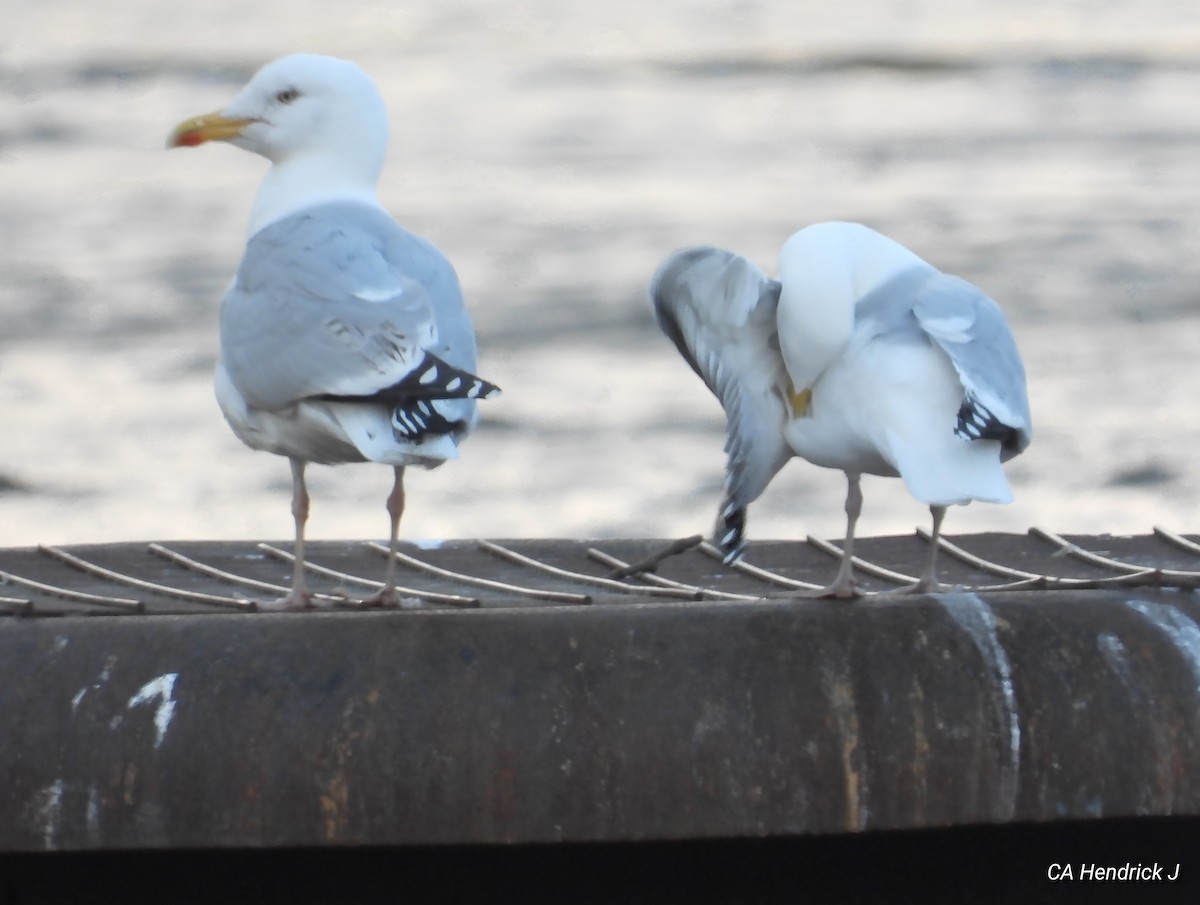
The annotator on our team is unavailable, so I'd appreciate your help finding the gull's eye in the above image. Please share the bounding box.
[274,88,299,105]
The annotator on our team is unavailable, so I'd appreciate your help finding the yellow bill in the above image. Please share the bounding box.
[167,111,258,148]
[790,386,813,418]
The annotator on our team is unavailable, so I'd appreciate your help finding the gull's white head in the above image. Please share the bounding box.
[779,222,930,309]
[169,54,390,233]
[776,222,932,390]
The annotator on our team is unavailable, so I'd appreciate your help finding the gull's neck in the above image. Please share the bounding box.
[776,259,858,393]
[248,152,384,237]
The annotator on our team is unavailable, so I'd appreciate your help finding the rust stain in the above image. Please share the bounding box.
[824,671,864,832]
[319,741,355,840]
[319,771,350,840]
[839,740,861,829]
[317,691,382,840]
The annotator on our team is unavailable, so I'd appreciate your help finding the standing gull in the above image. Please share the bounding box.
[169,54,499,609]
[651,222,1031,597]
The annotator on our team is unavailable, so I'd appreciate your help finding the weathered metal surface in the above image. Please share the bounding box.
[1,533,1199,853]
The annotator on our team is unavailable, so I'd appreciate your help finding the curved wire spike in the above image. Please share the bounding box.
[0,565,142,611]
[606,536,704,579]
[972,572,1166,592]
[1029,527,1200,581]
[0,594,33,613]
[1047,570,1165,588]
[966,577,1047,592]
[479,540,701,600]
[148,543,341,606]
[586,547,764,601]
[914,530,1182,591]
[1152,526,1200,558]
[806,534,917,585]
[1028,527,1147,574]
[150,543,293,593]
[42,545,255,610]
[697,541,825,591]
[257,543,479,607]
[915,528,1045,581]
[367,542,592,604]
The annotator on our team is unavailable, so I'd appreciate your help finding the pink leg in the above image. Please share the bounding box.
[825,472,863,598]
[363,466,405,607]
[911,504,947,593]
[260,457,315,611]
[886,504,949,595]
[792,472,864,600]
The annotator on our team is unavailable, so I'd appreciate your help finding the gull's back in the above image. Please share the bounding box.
[217,202,485,464]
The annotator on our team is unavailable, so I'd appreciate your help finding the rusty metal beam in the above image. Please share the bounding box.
[2,586,1199,852]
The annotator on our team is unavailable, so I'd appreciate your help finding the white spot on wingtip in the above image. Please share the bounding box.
[353,285,400,303]
[127,673,179,749]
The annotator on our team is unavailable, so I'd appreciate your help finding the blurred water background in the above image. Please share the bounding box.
[1,0,1198,546]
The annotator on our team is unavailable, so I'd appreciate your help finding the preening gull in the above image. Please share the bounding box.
[651,222,1031,597]
[169,54,499,609]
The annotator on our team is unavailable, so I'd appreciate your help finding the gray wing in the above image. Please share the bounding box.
[221,205,487,434]
[371,205,489,435]
[368,204,481,375]
[650,247,793,558]
[911,273,1032,459]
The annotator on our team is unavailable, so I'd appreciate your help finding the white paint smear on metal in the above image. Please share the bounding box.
[127,673,179,749]
[938,592,1021,820]
[1126,600,1200,698]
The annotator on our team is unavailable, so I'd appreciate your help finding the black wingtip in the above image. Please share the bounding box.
[321,353,501,407]
[470,379,502,401]
[955,394,1019,448]
[410,355,502,402]
[713,499,747,564]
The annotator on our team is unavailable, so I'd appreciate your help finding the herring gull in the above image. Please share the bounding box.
[169,54,499,609]
[651,222,1031,597]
